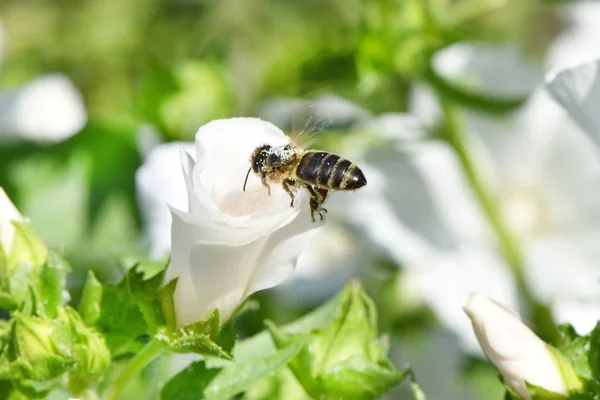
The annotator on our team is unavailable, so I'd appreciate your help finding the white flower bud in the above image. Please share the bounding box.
[0,187,23,254]
[161,118,323,327]
[463,292,577,399]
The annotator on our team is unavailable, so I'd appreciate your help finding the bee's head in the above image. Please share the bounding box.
[251,144,294,172]
[251,144,272,173]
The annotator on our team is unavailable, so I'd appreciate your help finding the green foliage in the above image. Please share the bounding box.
[266,281,408,400]
[78,270,103,326]
[161,335,306,400]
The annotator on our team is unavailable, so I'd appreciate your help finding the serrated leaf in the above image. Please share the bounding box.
[126,263,166,333]
[159,278,177,332]
[78,270,103,326]
[161,339,306,400]
[96,283,149,356]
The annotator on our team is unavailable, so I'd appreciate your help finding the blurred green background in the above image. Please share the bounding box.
[0,0,575,398]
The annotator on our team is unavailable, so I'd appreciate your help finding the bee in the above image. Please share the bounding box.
[243,141,367,222]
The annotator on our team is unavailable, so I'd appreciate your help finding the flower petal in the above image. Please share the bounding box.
[524,231,600,329]
[544,2,600,72]
[545,59,600,149]
[246,203,323,295]
[408,246,518,354]
[180,236,269,326]
[433,42,540,98]
[0,187,23,253]
[135,142,194,259]
[343,140,493,266]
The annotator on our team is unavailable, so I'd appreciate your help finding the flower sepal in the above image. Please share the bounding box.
[155,278,235,359]
[266,281,407,400]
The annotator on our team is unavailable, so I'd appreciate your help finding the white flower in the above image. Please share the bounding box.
[136,141,194,260]
[0,74,87,144]
[348,14,600,351]
[463,293,575,400]
[155,118,322,327]
[545,58,600,150]
[258,94,371,131]
[0,187,23,254]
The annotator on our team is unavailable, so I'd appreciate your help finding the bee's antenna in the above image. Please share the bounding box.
[243,167,252,191]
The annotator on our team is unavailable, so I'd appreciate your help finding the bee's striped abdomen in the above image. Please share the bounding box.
[296,151,366,191]
[296,151,328,183]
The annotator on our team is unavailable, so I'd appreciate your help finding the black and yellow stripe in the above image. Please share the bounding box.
[296,151,366,191]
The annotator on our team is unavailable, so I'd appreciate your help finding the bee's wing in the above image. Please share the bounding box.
[289,103,332,149]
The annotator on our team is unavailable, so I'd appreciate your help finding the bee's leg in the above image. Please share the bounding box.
[305,185,329,221]
[262,180,272,195]
[258,171,271,195]
[282,179,296,207]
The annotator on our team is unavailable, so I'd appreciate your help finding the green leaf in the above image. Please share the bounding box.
[126,262,166,333]
[161,339,306,400]
[233,290,338,363]
[588,323,600,382]
[267,281,407,400]
[242,369,312,400]
[158,278,178,333]
[95,282,149,356]
[160,361,222,400]
[78,270,103,326]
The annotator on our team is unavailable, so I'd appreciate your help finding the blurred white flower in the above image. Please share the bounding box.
[0,187,23,254]
[258,94,371,130]
[136,141,194,260]
[463,293,579,400]
[349,13,600,351]
[0,74,87,144]
[147,118,322,327]
[545,58,600,149]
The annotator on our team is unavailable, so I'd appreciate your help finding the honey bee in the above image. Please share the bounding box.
[243,140,367,222]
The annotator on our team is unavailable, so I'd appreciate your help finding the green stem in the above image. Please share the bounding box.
[439,98,559,344]
[102,340,163,400]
